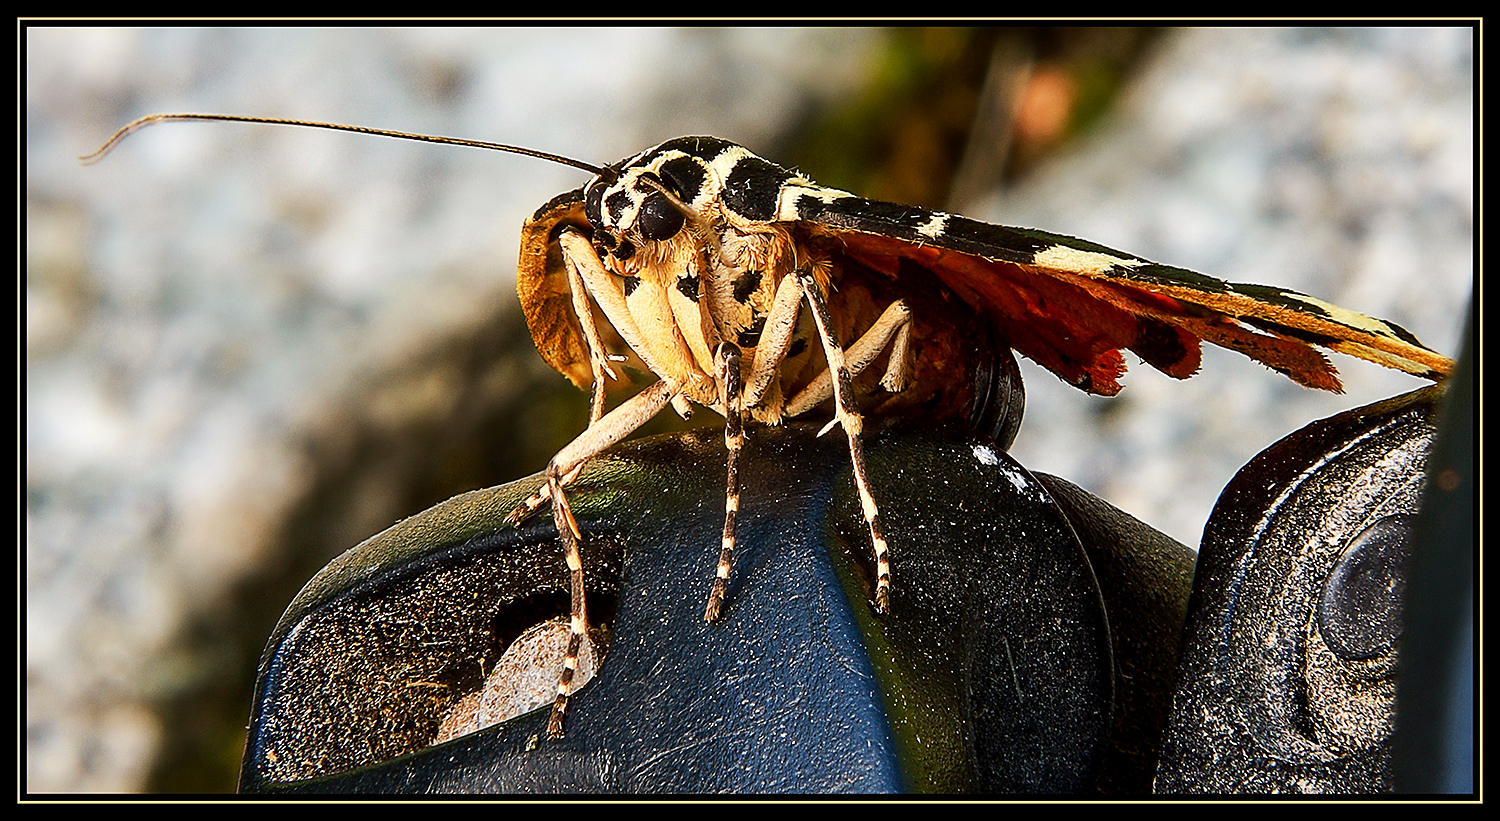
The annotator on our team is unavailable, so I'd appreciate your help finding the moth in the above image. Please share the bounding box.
[85,115,1455,740]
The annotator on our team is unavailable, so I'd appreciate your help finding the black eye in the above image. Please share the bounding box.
[637,193,685,242]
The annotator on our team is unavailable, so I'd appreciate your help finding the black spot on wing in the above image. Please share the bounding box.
[933,218,1091,264]
[1132,318,1194,374]
[1229,283,1337,317]
[676,274,700,302]
[797,196,1045,264]
[621,275,640,297]
[1374,318,1426,348]
[1111,263,1232,293]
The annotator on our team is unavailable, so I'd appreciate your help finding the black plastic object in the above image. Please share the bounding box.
[1394,305,1474,794]
[239,423,1127,794]
[1034,474,1195,793]
[1153,386,1445,794]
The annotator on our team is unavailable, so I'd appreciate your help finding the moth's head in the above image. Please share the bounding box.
[582,137,756,261]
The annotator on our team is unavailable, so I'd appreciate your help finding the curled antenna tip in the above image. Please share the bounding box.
[80,114,170,164]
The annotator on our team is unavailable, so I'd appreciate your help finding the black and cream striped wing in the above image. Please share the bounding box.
[786,193,1453,397]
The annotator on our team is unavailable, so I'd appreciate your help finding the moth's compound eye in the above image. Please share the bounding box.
[637,193,685,242]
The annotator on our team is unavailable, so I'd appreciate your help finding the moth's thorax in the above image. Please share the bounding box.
[707,224,796,330]
[586,136,825,243]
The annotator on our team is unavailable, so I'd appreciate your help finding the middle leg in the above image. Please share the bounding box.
[704,342,745,622]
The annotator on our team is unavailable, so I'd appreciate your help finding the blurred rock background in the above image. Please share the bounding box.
[25,27,1470,793]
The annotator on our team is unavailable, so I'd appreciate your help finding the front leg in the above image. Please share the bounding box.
[509,227,707,527]
[561,240,621,426]
[525,378,679,737]
[741,272,807,423]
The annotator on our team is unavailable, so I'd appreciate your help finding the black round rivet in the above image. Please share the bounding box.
[1318,514,1413,661]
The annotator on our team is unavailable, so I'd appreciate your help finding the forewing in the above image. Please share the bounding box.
[797,196,1453,396]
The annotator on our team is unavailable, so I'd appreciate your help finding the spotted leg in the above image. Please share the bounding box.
[704,342,744,622]
[794,270,896,614]
[537,378,679,737]
[782,298,912,418]
[706,278,912,619]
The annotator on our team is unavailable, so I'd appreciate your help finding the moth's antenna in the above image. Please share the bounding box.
[80,113,613,180]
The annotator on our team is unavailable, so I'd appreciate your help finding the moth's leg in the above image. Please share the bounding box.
[542,378,679,738]
[876,303,913,393]
[563,242,621,426]
[784,299,912,419]
[794,272,895,614]
[705,342,744,622]
[508,227,680,527]
[741,272,807,423]
[559,228,709,401]
[507,473,579,527]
